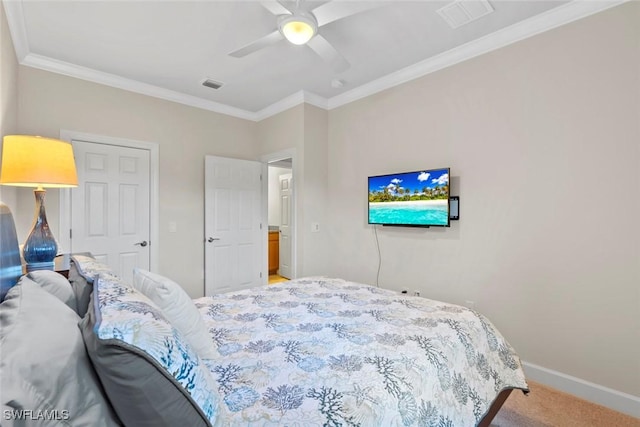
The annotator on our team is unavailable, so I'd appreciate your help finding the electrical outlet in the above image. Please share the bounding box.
[413,290,421,297]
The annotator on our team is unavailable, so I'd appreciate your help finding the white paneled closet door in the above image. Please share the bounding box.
[70,140,151,284]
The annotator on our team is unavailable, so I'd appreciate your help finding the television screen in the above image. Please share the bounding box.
[368,168,450,227]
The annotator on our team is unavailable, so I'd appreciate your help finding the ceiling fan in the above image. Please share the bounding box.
[229,1,385,73]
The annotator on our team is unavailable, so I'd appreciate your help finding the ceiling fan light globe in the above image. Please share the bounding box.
[279,13,317,45]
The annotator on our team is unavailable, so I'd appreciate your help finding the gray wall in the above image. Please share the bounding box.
[0,5,18,209]
[326,3,639,396]
[256,104,331,278]
[16,67,258,298]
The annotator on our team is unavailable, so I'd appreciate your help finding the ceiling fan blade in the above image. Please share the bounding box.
[306,34,350,73]
[229,30,284,58]
[312,1,387,27]
[260,1,292,16]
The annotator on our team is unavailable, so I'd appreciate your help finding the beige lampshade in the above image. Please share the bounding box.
[0,135,78,188]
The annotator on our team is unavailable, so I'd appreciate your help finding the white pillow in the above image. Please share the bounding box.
[131,268,217,359]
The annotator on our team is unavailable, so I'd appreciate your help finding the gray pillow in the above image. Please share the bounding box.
[0,277,121,426]
[68,260,92,317]
[79,275,218,427]
[24,270,77,313]
[68,254,99,317]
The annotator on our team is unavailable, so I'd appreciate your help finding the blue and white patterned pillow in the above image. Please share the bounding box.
[92,274,219,424]
[71,254,116,283]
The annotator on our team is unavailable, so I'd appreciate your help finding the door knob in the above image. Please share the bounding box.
[134,240,148,247]
[207,237,220,243]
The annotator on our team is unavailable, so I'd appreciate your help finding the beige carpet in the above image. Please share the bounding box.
[491,381,640,427]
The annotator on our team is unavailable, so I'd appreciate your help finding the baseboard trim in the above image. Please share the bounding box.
[522,361,640,419]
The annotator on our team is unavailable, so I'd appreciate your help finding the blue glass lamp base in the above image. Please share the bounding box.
[23,189,58,270]
[25,261,55,272]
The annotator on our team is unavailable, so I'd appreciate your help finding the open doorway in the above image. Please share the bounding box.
[267,159,292,284]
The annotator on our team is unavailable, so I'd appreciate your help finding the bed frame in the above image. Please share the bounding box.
[478,389,513,426]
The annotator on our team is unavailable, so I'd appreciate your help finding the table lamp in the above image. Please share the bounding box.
[0,135,78,271]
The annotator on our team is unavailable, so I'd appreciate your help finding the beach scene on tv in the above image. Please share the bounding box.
[368,168,449,226]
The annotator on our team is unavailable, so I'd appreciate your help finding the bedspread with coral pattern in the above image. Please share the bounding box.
[195,277,528,427]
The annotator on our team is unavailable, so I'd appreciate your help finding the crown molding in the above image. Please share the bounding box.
[302,91,329,110]
[2,0,29,61]
[21,53,257,121]
[4,0,628,122]
[252,91,306,122]
[252,90,329,121]
[327,0,629,110]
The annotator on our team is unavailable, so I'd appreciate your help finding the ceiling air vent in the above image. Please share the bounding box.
[437,0,494,29]
[202,79,224,90]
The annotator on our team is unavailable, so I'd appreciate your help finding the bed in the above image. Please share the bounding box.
[194,277,528,426]
[0,204,528,426]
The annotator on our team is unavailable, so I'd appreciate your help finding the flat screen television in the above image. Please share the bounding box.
[368,167,450,227]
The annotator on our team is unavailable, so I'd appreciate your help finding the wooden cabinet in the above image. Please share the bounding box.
[268,231,279,275]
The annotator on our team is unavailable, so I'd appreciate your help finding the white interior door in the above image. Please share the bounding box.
[205,156,263,295]
[70,141,151,284]
[278,173,292,279]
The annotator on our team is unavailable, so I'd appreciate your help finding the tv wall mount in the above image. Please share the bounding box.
[449,196,459,220]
